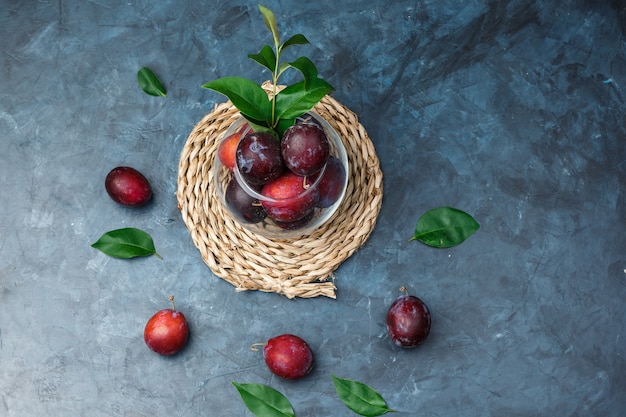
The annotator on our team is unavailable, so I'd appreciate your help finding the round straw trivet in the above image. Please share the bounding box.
[177,94,383,299]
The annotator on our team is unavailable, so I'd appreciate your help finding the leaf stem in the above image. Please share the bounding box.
[270,43,281,128]
[268,6,282,129]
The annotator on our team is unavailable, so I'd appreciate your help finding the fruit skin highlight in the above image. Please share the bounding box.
[386,290,431,348]
[263,334,314,380]
[105,166,152,206]
[144,296,189,356]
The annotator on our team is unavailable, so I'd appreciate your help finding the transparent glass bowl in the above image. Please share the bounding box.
[213,112,349,239]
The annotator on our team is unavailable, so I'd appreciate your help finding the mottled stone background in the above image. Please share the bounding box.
[1,0,625,416]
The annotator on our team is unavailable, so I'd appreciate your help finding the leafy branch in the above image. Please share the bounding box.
[202,5,334,138]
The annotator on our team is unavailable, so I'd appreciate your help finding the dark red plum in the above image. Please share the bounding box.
[236,132,283,185]
[281,122,329,176]
[274,209,315,230]
[315,156,346,208]
[225,179,267,223]
[105,166,152,206]
[386,290,431,348]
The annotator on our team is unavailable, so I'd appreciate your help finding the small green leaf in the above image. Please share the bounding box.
[410,206,480,248]
[274,78,334,121]
[280,33,309,50]
[203,77,272,125]
[137,67,166,97]
[332,375,395,417]
[258,5,280,46]
[245,119,279,136]
[91,228,162,259]
[232,382,295,417]
[248,45,277,73]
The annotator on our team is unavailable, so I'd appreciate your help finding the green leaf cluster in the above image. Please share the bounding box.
[202,5,334,138]
[233,376,394,417]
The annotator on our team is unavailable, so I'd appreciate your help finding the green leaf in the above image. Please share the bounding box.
[410,206,480,248]
[137,67,166,97]
[91,228,162,259]
[288,56,319,88]
[248,45,277,73]
[232,382,295,417]
[281,33,309,50]
[258,5,280,46]
[202,77,272,125]
[331,375,395,417]
[274,78,334,121]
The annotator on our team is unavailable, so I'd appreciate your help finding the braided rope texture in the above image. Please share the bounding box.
[176,94,383,298]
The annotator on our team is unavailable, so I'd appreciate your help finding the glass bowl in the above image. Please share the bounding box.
[213,112,349,239]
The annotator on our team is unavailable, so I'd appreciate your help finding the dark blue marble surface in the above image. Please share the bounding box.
[1,1,625,415]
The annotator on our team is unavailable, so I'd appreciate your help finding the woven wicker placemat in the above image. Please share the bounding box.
[176,94,383,298]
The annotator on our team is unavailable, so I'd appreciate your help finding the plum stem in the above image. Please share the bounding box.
[399,286,409,296]
[168,295,176,311]
[250,342,267,352]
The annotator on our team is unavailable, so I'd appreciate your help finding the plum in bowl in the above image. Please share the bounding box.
[214,112,348,239]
